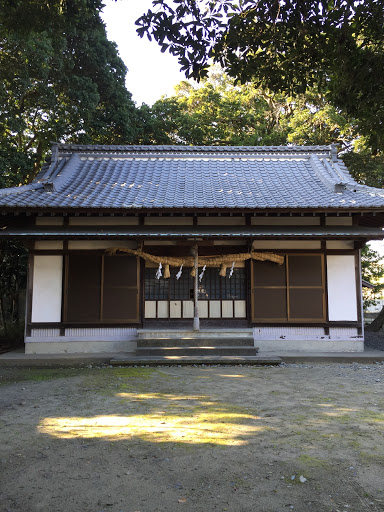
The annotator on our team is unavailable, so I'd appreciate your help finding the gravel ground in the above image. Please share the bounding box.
[364,330,384,351]
[1,364,384,512]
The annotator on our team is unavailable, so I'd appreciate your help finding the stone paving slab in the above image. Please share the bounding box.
[109,355,281,366]
[0,350,119,368]
[0,347,383,368]
[276,349,384,363]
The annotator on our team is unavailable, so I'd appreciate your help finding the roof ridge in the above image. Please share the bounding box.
[309,155,344,192]
[315,157,384,198]
[42,154,81,192]
[54,143,334,155]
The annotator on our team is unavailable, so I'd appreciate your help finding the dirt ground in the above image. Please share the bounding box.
[0,363,384,512]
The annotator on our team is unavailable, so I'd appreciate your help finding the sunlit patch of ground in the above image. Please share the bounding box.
[38,413,267,444]
[38,392,268,445]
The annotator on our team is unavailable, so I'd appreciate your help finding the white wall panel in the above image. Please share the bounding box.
[199,301,208,318]
[157,301,169,318]
[209,301,221,318]
[183,301,194,318]
[327,255,358,321]
[170,301,182,318]
[145,301,156,318]
[222,300,234,318]
[234,300,246,318]
[32,256,63,322]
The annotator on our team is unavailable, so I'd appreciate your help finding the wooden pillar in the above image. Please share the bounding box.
[191,244,200,331]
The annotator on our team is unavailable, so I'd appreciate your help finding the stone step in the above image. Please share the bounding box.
[137,329,254,340]
[110,355,282,366]
[136,346,259,357]
[137,337,255,348]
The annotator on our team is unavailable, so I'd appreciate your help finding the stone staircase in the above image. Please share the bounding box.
[110,329,282,366]
[136,328,257,357]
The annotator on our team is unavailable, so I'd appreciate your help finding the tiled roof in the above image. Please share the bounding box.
[1,144,384,211]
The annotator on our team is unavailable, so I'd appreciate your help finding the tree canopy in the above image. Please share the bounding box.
[0,0,138,186]
[0,0,141,339]
[136,0,384,154]
[137,69,356,149]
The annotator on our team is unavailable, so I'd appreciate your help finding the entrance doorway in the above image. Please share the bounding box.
[144,265,247,320]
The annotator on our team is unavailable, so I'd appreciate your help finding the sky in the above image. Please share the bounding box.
[101,0,186,106]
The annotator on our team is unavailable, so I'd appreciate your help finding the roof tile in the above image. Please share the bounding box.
[1,145,384,210]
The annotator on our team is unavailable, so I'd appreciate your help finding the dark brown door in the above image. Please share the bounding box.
[102,255,139,322]
[65,253,139,324]
[251,254,325,323]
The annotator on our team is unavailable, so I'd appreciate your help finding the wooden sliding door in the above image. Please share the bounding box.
[251,254,325,323]
[65,253,139,323]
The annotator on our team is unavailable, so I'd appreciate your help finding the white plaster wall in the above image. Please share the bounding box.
[198,217,245,225]
[35,217,64,226]
[68,241,137,249]
[35,241,63,250]
[326,241,354,249]
[325,217,352,226]
[31,256,63,322]
[69,217,139,225]
[252,241,321,249]
[144,217,193,225]
[251,217,320,225]
[327,255,358,321]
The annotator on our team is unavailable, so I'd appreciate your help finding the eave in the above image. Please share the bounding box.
[1,226,383,240]
[2,206,384,216]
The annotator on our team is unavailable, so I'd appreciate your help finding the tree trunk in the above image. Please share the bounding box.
[0,296,8,337]
[365,305,384,332]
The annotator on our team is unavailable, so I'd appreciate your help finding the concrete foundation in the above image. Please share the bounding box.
[25,338,137,354]
[256,339,364,353]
